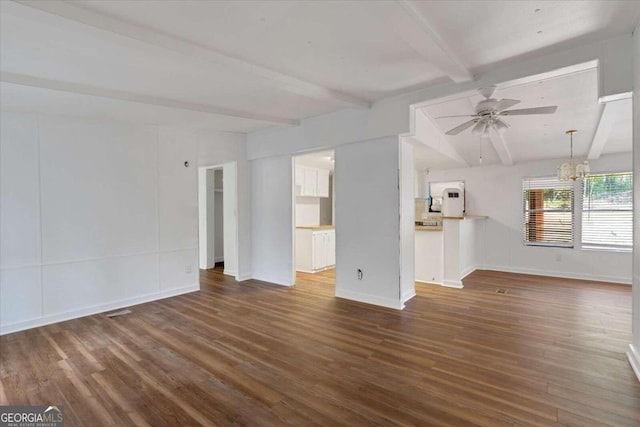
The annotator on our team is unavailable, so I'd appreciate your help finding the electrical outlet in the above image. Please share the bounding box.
[555,254,562,262]
[185,265,192,274]
[357,269,363,280]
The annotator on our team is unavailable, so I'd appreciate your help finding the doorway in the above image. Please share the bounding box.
[292,150,336,286]
[198,162,238,278]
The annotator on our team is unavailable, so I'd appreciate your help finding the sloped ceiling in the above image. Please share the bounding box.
[1,1,638,135]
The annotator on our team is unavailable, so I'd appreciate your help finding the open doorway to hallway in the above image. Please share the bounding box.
[292,150,336,285]
[198,162,239,279]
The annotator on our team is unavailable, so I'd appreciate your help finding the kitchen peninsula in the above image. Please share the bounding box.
[415,215,487,288]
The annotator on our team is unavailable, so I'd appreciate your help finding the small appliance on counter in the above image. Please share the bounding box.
[442,188,464,217]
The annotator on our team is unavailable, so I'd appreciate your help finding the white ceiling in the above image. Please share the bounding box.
[414,69,633,169]
[1,1,639,134]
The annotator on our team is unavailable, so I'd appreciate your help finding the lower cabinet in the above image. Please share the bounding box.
[296,228,335,272]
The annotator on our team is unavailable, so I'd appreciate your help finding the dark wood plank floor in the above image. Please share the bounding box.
[1,268,639,426]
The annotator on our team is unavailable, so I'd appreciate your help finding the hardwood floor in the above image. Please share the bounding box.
[1,268,639,426]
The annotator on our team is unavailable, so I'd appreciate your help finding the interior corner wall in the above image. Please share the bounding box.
[399,140,416,303]
[250,155,294,286]
[425,152,633,285]
[335,137,403,309]
[0,113,200,334]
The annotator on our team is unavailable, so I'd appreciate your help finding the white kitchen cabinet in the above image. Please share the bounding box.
[316,168,330,197]
[295,165,330,197]
[295,228,335,272]
[303,168,317,196]
[326,230,335,266]
[295,165,305,196]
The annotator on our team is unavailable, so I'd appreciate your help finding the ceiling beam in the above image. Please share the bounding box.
[410,109,469,167]
[11,0,370,109]
[488,132,513,166]
[395,0,474,83]
[588,99,630,160]
[0,72,300,126]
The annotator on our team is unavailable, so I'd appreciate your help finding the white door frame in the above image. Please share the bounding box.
[198,161,239,280]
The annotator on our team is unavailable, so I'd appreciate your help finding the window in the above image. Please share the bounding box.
[582,172,632,250]
[523,177,574,247]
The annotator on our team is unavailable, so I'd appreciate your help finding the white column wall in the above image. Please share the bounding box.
[335,137,403,309]
[399,140,416,303]
[250,155,294,286]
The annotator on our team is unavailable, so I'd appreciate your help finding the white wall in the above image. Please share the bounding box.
[0,113,202,334]
[251,155,294,286]
[426,152,633,284]
[198,168,216,269]
[335,137,404,309]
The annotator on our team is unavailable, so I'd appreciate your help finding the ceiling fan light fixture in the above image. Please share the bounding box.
[557,129,589,181]
[493,119,509,134]
[471,121,486,135]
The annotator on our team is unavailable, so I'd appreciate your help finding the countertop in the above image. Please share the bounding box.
[416,226,443,231]
[296,225,335,230]
[441,215,488,220]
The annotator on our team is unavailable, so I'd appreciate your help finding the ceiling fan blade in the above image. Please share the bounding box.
[500,106,558,116]
[445,120,477,135]
[435,114,479,119]
[494,98,520,112]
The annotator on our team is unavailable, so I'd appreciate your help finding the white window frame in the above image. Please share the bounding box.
[523,177,575,248]
[580,172,633,252]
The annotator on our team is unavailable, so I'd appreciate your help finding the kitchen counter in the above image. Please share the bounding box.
[441,215,488,220]
[416,225,442,231]
[296,225,335,230]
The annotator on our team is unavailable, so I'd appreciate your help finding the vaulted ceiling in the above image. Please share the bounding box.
[1,0,639,141]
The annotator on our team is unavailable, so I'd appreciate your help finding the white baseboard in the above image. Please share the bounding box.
[482,265,631,285]
[251,274,294,287]
[215,257,224,263]
[0,284,199,336]
[442,280,464,289]
[460,265,479,280]
[335,288,404,310]
[401,289,416,304]
[236,272,252,281]
[627,344,640,382]
[223,269,237,277]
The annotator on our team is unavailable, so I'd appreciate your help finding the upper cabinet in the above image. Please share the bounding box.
[295,165,330,198]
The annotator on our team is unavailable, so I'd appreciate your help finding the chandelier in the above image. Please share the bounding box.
[557,130,589,181]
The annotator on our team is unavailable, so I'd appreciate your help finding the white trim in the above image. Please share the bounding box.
[460,265,478,281]
[401,289,416,304]
[442,280,464,289]
[482,265,631,285]
[223,269,236,277]
[626,344,640,382]
[251,275,294,287]
[215,257,224,263]
[236,272,252,282]
[335,289,404,310]
[0,283,199,335]
[1,248,198,271]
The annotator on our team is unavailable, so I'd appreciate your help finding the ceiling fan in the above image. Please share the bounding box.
[437,86,558,136]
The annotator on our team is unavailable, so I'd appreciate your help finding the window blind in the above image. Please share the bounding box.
[523,177,574,247]
[582,172,632,250]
